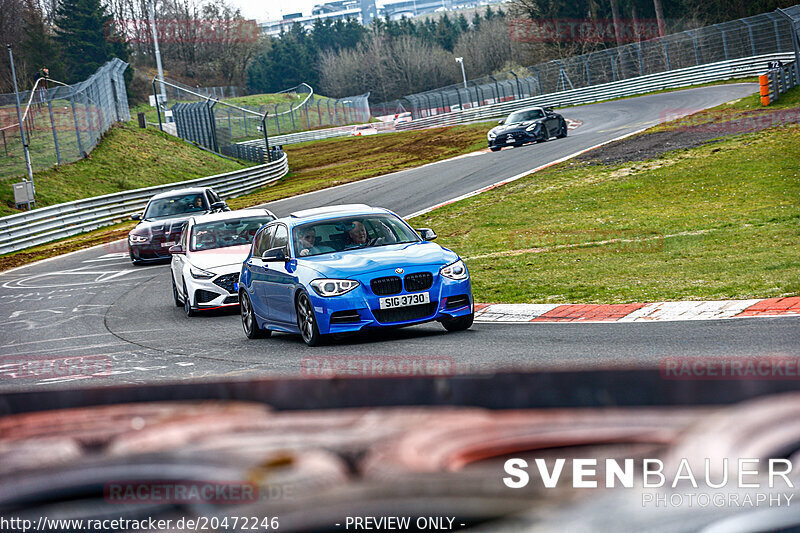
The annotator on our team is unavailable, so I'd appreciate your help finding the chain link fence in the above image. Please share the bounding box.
[0,59,130,182]
[150,77,371,163]
[375,9,798,118]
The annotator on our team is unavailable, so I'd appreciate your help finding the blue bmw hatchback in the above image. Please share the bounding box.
[238,205,473,346]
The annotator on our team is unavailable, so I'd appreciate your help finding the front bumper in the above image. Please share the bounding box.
[306,267,473,335]
[129,242,173,262]
[488,129,543,148]
[187,271,240,310]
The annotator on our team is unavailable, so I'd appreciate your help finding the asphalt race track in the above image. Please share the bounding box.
[2,83,798,391]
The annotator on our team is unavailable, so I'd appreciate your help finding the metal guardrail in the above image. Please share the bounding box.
[760,63,799,104]
[394,53,795,130]
[0,153,289,255]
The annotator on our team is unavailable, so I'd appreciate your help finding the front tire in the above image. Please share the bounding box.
[183,281,196,317]
[240,290,270,339]
[296,291,324,346]
[441,313,474,332]
[489,146,501,152]
[171,275,182,307]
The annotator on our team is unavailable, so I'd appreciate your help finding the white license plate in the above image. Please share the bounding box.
[161,241,176,248]
[506,137,515,143]
[379,292,430,309]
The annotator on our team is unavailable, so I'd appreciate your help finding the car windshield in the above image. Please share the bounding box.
[144,193,207,220]
[292,215,419,257]
[506,109,544,123]
[190,216,273,251]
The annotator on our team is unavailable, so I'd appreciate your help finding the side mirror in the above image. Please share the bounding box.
[168,244,184,254]
[417,228,437,241]
[262,246,287,262]
[497,119,504,125]
[211,201,227,211]
[131,213,141,221]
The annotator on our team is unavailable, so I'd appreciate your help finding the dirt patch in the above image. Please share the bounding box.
[580,108,800,165]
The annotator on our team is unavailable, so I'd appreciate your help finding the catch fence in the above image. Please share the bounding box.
[0,59,130,182]
[375,8,800,119]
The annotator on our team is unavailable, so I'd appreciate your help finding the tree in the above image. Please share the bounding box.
[21,0,63,82]
[54,0,128,82]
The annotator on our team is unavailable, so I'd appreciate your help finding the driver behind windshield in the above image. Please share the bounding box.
[345,219,397,248]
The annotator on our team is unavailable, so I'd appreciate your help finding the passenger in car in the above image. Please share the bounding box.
[297,227,334,257]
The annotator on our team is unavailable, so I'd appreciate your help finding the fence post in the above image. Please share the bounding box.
[243,109,248,136]
[582,56,591,86]
[776,8,800,86]
[532,66,542,95]
[685,30,700,66]
[317,99,322,127]
[664,41,671,70]
[261,113,271,162]
[509,70,522,99]
[741,19,758,57]
[84,96,95,148]
[70,97,84,156]
[152,79,163,132]
[274,104,280,134]
[44,84,61,165]
[636,42,644,76]
[717,26,730,60]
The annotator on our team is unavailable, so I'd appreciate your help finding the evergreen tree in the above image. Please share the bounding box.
[20,0,64,83]
[54,0,128,83]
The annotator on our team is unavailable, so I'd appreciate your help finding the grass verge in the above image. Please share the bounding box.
[227,123,491,208]
[0,122,251,217]
[410,122,800,303]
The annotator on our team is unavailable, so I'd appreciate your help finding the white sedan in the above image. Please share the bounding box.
[169,209,275,316]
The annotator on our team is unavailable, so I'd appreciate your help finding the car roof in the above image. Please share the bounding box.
[279,205,392,225]
[190,208,274,225]
[509,106,545,115]
[148,187,210,201]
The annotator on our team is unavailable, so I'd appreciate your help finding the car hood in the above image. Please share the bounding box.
[130,216,195,236]
[187,245,251,271]
[301,242,458,278]
[490,119,545,134]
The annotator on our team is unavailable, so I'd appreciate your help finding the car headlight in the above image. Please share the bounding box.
[129,234,148,243]
[190,267,215,280]
[310,279,359,297]
[526,123,541,132]
[441,259,468,280]
[487,131,497,139]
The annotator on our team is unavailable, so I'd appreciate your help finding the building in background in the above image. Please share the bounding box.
[259,0,505,36]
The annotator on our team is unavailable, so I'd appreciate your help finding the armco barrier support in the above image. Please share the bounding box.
[0,153,288,255]
[761,63,799,104]
[760,74,771,105]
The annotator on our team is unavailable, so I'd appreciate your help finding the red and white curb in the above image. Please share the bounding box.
[473,297,800,323]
